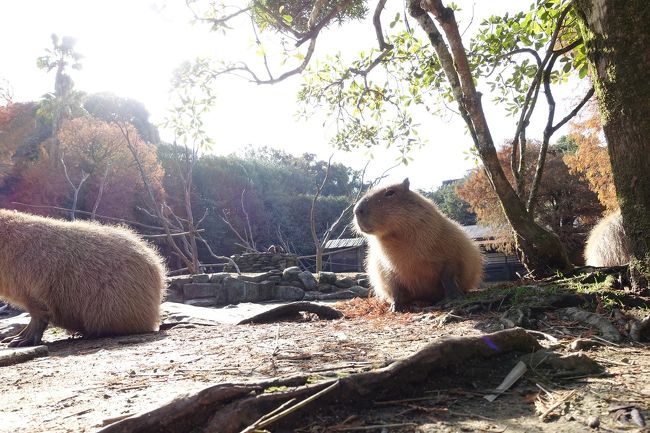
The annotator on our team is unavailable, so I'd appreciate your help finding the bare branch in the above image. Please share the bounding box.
[221,209,257,253]
[116,121,197,272]
[12,202,173,232]
[310,154,333,271]
[526,86,594,212]
[143,229,205,239]
[250,15,274,80]
[185,1,251,30]
[91,164,110,221]
[550,87,594,134]
[60,157,90,221]
[240,187,257,251]
[197,235,241,274]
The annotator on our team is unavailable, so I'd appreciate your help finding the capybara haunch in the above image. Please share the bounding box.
[584,210,631,266]
[354,178,483,311]
[0,209,166,347]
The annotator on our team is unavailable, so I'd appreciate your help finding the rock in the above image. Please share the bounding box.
[272,285,305,302]
[164,283,184,303]
[303,291,322,301]
[500,307,534,329]
[223,277,247,304]
[298,271,318,290]
[191,273,211,283]
[586,416,600,429]
[238,272,271,283]
[183,283,221,299]
[317,283,336,293]
[319,290,357,300]
[318,272,337,284]
[356,278,370,288]
[349,285,370,298]
[167,275,192,285]
[242,280,276,303]
[267,275,282,282]
[209,272,229,283]
[335,277,355,288]
[354,273,368,280]
[282,266,302,282]
[185,298,220,308]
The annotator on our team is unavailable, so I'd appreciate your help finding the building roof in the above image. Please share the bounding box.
[461,224,496,240]
[324,225,500,250]
[324,238,366,250]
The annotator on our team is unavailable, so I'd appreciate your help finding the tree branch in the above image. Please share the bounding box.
[296,0,356,47]
[373,0,392,51]
[185,1,251,30]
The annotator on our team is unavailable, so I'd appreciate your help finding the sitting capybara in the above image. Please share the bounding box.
[0,209,167,347]
[354,178,483,311]
[584,210,631,266]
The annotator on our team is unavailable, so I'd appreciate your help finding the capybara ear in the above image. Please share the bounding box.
[402,178,410,190]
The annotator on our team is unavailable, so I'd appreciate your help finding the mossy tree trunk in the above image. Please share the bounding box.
[575,0,650,290]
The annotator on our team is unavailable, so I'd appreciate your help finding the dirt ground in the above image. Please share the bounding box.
[1,297,649,433]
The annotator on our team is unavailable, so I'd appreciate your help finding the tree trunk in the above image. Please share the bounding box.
[412,0,572,275]
[575,0,650,290]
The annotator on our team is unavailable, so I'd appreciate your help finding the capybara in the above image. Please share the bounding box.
[354,178,483,311]
[584,210,631,266]
[0,209,167,347]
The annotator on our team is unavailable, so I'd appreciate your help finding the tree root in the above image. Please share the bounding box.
[97,328,541,433]
[557,307,622,342]
[630,314,650,342]
[237,302,343,324]
[0,345,48,367]
[519,350,603,377]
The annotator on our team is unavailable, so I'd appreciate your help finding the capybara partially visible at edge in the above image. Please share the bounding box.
[0,209,167,347]
[584,210,631,266]
[354,178,483,311]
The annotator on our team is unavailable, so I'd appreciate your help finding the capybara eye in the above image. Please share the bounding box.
[385,189,395,197]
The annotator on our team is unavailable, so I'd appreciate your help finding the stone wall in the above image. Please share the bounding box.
[223,252,299,273]
[166,267,370,307]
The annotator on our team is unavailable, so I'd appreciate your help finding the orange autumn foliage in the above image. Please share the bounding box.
[457,142,602,263]
[0,103,39,184]
[564,103,617,213]
[1,115,164,221]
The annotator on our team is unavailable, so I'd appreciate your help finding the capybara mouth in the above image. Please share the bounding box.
[354,218,374,234]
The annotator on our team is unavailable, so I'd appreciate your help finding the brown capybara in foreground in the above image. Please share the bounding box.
[584,210,631,266]
[354,178,483,311]
[0,209,167,347]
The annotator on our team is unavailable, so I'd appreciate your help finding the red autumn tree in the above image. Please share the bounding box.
[564,103,617,213]
[457,142,602,263]
[2,115,164,222]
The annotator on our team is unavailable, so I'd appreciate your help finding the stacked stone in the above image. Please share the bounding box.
[223,252,299,273]
[166,267,370,307]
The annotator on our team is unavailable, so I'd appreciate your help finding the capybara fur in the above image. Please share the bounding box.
[0,209,167,347]
[354,178,483,311]
[584,210,631,266]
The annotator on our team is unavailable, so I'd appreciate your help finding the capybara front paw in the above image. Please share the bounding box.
[7,334,42,347]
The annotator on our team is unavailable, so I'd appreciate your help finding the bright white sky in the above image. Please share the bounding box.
[0,0,584,190]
